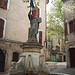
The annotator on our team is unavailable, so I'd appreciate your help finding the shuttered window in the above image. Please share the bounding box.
[73,19,75,32]
[39,31,42,45]
[64,22,68,35]
[28,27,31,39]
[0,18,4,38]
[69,21,73,33]
[65,19,75,35]
[0,0,8,10]
[0,0,2,7]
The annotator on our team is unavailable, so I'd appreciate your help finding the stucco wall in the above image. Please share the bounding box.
[0,0,47,46]
[0,40,23,71]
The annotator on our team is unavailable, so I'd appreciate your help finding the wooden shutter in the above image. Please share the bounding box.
[69,21,73,33]
[28,27,31,39]
[73,19,75,32]
[39,31,42,45]
[36,7,39,18]
[64,22,68,35]
[4,0,8,9]
[0,18,4,38]
[0,0,8,10]
[1,0,4,8]
[0,0,3,7]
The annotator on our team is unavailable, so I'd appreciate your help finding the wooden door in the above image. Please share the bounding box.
[0,49,5,72]
[69,48,75,68]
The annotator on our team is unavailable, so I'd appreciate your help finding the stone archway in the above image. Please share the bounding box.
[0,49,6,72]
[69,48,75,68]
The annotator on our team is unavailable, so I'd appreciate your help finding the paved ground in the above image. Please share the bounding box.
[1,62,75,75]
[0,74,8,75]
[46,62,75,75]
[51,68,75,75]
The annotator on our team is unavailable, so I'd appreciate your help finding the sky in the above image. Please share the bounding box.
[46,0,53,26]
[46,0,53,13]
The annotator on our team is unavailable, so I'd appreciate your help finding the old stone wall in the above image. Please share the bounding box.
[0,39,47,72]
[63,0,75,22]
[65,41,75,68]
[0,39,23,71]
[63,0,75,68]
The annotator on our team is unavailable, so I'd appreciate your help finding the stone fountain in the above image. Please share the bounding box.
[9,9,50,75]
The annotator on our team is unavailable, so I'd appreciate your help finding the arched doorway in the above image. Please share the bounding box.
[0,49,6,72]
[69,48,75,68]
[12,52,19,62]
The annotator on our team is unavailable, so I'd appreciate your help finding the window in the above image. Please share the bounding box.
[0,18,4,38]
[0,0,8,10]
[28,27,31,39]
[69,21,73,33]
[65,19,75,35]
[65,22,68,35]
[73,19,75,32]
[39,31,42,45]
[12,52,19,62]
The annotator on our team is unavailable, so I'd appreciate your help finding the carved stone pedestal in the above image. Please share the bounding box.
[9,41,50,75]
[9,41,41,75]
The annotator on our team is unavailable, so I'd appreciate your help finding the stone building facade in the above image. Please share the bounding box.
[46,35,66,62]
[0,0,49,72]
[62,0,75,68]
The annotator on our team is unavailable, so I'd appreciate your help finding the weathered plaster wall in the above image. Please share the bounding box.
[0,0,47,46]
[0,40,23,71]
[63,0,75,68]
[63,0,75,22]
[66,42,75,68]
